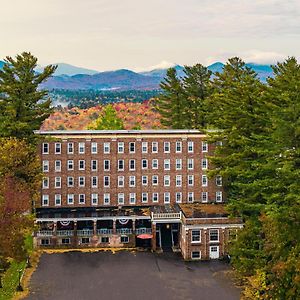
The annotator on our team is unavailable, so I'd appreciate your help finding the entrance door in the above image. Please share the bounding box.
[209,246,220,259]
[159,224,173,252]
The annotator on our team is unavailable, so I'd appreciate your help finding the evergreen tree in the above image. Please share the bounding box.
[0,52,56,139]
[88,104,124,130]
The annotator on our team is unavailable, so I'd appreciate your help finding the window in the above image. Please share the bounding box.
[176,141,182,153]
[176,175,182,187]
[91,194,98,205]
[129,159,135,171]
[104,193,110,205]
[164,159,170,170]
[118,176,124,187]
[79,194,85,204]
[78,142,85,154]
[187,158,194,170]
[142,193,148,203]
[216,191,223,203]
[55,177,61,188]
[78,160,85,170]
[188,175,194,186]
[55,143,61,154]
[101,237,109,243]
[42,177,49,189]
[164,142,170,153]
[216,175,222,186]
[176,159,182,170]
[67,176,74,187]
[142,142,148,153]
[202,175,208,187]
[202,141,208,152]
[175,192,182,203]
[104,160,110,171]
[164,175,170,186]
[91,176,98,188]
[104,142,110,154]
[55,194,61,206]
[118,193,124,205]
[129,193,136,204]
[118,160,124,171]
[81,237,90,244]
[62,238,70,245]
[142,175,148,186]
[67,194,74,205]
[209,229,219,242]
[42,143,49,154]
[192,230,201,243]
[129,176,136,187]
[78,176,85,187]
[202,158,208,170]
[42,160,49,172]
[91,142,98,154]
[152,159,158,169]
[67,142,74,154]
[202,192,208,203]
[164,192,170,203]
[188,141,194,153]
[91,160,98,171]
[152,142,158,153]
[41,239,50,246]
[188,192,194,203]
[42,195,49,206]
[142,159,148,169]
[191,251,201,259]
[152,193,159,203]
[67,160,74,170]
[152,175,158,186]
[121,236,129,243]
[118,142,124,153]
[55,160,61,172]
[104,176,110,187]
[129,142,135,153]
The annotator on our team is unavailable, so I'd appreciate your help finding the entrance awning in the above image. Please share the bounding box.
[137,234,153,239]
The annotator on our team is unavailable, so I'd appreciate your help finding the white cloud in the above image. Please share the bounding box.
[134,60,176,72]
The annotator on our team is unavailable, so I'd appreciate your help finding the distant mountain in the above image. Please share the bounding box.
[0,60,5,69]
[207,62,224,73]
[36,63,99,76]
[141,65,185,78]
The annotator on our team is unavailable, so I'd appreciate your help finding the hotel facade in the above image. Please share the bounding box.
[34,130,243,260]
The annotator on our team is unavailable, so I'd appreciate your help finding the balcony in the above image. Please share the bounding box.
[57,230,74,237]
[152,212,181,220]
[135,228,152,235]
[96,228,113,235]
[116,228,132,234]
[37,230,53,237]
[77,229,93,236]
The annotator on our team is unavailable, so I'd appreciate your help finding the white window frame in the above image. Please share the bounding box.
[78,176,85,187]
[176,159,182,170]
[188,192,194,203]
[164,192,170,204]
[188,175,194,186]
[67,176,74,187]
[55,194,61,206]
[42,143,49,154]
[152,193,159,203]
[91,160,98,171]
[118,176,124,187]
[118,142,124,154]
[55,160,61,172]
[202,175,208,187]
[78,160,85,171]
[78,142,85,154]
[202,141,208,152]
[104,142,110,154]
[142,142,148,153]
[129,193,136,204]
[142,159,148,170]
[42,194,49,206]
[55,143,61,154]
[176,141,182,153]
[216,175,222,186]
[67,142,74,154]
[142,193,148,203]
[188,158,194,170]
[191,251,201,260]
[104,176,110,187]
[67,160,74,171]
[176,175,182,187]
[152,142,158,153]
[104,160,110,171]
[42,177,49,189]
[129,142,135,153]
[209,229,219,242]
[216,191,223,203]
[175,192,182,203]
[152,175,158,186]
[79,194,85,204]
[164,141,170,153]
[67,194,74,205]
[91,142,98,154]
[188,141,194,153]
[152,159,158,169]
[202,158,208,170]
[91,176,98,188]
[164,175,170,187]
[142,175,148,186]
[118,160,124,171]
[191,229,201,243]
[55,177,61,188]
[164,159,170,171]
[129,159,135,171]
[103,193,110,205]
[42,160,49,172]
[202,192,208,203]
[118,193,124,205]
[129,176,136,187]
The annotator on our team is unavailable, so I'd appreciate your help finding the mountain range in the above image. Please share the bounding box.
[0,61,273,90]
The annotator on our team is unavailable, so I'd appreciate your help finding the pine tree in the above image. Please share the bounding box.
[0,52,56,139]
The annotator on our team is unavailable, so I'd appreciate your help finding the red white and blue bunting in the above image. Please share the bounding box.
[118,219,129,225]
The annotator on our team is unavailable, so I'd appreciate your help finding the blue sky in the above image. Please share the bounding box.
[1,0,299,71]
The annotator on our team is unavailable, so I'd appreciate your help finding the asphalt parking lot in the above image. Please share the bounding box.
[26,251,240,300]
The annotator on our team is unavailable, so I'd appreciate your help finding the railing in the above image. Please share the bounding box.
[135,228,152,234]
[116,228,133,234]
[96,228,113,235]
[77,229,93,236]
[152,212,181,220]
[57,230,74,237]
[37,230,53,237]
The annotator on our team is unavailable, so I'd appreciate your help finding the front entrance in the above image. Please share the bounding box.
[209,245,220,259]
[157,223,179,252]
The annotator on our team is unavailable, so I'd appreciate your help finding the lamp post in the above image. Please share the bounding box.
[16,269,23,291]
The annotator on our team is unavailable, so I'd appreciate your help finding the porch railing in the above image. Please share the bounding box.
[77,229,93,236]
[36,230,53,237]
[152,212,181,220]
[135,228,152,234]
[57,230,74,237]
[116,228,132,234]
[96,228,113,235]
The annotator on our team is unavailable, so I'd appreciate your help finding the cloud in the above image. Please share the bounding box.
[134,61,176,72]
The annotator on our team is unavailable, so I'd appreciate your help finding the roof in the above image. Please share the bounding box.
[179,204,230,218]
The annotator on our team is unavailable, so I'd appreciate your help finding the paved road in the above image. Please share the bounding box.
[26,251,240,300]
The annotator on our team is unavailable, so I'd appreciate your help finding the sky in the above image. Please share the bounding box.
[1,0,300,71]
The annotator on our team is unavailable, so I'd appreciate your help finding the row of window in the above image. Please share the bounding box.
[42,158,209,172]
[43,175,223,188]
[43,140,210,155]
[41,191,223,206]
[191,229,219,243]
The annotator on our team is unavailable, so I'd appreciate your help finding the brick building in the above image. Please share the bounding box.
[34,130,243,260]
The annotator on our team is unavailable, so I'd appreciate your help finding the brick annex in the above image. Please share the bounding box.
[34,130,243,260]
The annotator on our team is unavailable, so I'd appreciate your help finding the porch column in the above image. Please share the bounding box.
[222,228,225,256]
[204,229,208,259]
[132,219,136,233]
[53,221,57,236]
[113,218,116,234]
[73,221,78,247]
[93,220,97,235]
[151,222,156,251]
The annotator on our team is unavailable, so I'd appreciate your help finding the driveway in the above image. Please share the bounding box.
[26,251,240,300]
